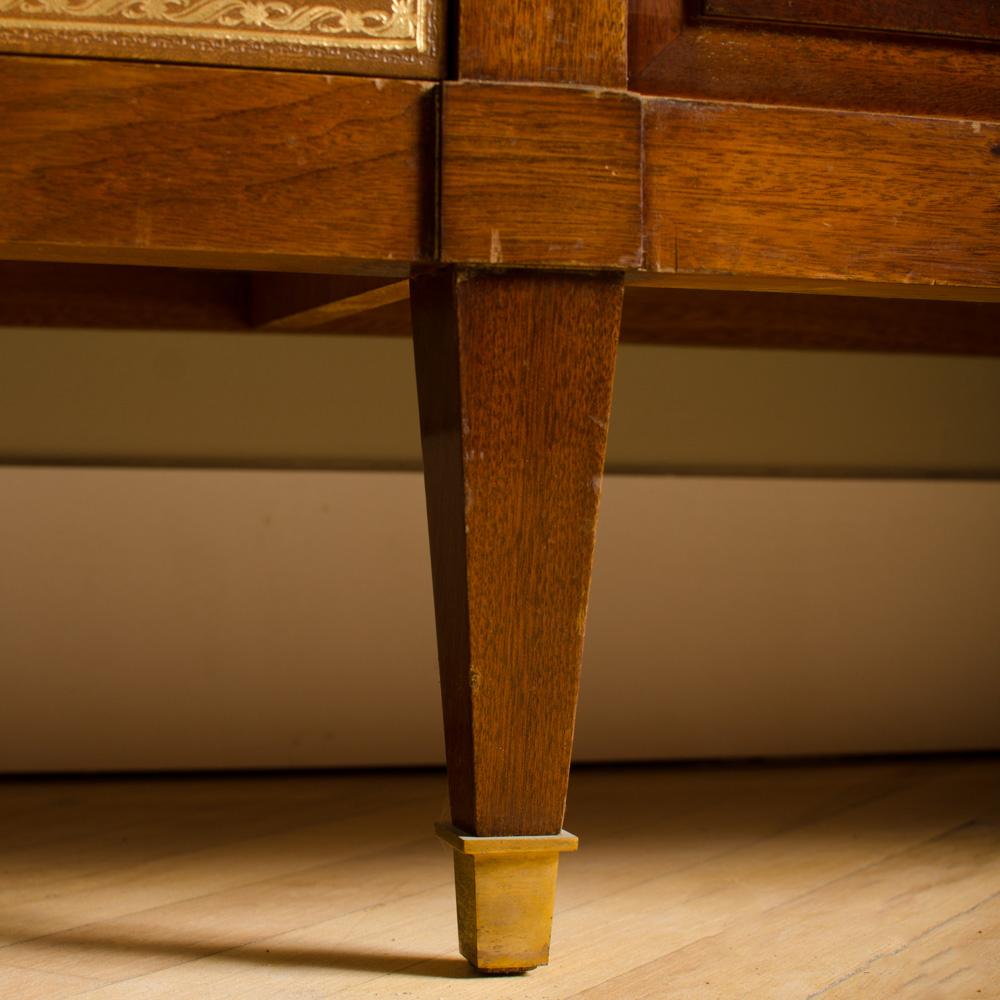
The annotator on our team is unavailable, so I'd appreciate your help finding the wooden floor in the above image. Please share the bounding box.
[0,758,997,999]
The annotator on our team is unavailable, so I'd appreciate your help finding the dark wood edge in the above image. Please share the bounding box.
[6,262,999,358]
[697,0,1000,46]
[626,272,1000,304]
[251,274,410,331]
[2,246,416,277]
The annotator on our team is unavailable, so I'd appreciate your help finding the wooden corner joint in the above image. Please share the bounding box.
[435,822,579,974]
[439,81,642,272]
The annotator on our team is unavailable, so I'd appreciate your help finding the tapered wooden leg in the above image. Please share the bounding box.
[411,267,622,972]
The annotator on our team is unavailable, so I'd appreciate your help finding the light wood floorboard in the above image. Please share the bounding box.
[0,760,996,998]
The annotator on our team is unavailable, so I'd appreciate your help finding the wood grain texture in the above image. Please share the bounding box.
[456,0,628,87]
[251,274,409,332]
[411,269,622,837]
[0,0,446,77]
[643,98,1000,291]
[571,770,1000,999]
[0,57,435,271]
[631,16,1000,119]
[703,0,1000,42]
[0,760,997,995]
[440,83,642,269]
[629,0,684,82]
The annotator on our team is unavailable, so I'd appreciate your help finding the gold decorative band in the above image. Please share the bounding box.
[435,823,580,856]
[0,0,427,50]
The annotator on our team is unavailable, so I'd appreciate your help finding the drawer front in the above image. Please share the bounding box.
[0,0,444,77]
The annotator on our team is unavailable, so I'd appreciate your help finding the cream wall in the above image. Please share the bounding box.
[1,329,998,771]
[1,469,998,772]
[1,330,999,475]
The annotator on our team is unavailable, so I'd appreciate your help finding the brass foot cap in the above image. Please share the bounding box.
[435,823,578,974]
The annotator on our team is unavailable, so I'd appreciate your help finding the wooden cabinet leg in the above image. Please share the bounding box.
[411,267,622,972]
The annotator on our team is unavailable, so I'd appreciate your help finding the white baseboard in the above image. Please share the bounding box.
[1,468,997,771]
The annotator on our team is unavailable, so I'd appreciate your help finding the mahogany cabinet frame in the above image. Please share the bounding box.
[2,0,1000,976]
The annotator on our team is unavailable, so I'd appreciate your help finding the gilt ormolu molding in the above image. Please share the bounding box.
[0,0,441,74]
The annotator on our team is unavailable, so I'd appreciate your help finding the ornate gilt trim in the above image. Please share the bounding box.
[0,0,427,50]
